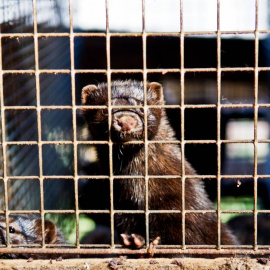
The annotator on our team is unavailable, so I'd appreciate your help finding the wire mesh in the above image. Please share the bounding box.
[0,0,269,256]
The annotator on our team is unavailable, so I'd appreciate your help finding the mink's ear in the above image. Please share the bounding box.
[35,219,57,244]
[44,220,57,244]
[148,82,164,103]
[81,84,98,105]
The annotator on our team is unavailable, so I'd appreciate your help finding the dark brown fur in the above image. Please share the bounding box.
[82,80,238,247]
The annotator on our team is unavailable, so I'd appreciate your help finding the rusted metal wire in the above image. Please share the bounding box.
[1,247,270,256]
[32,0,46,248]
[253,0,259,250]
[2,30,270,39]
[68,0,80,249]
[180,0,186,249]
[0,8,11,249]
[105,0,115,249]
[2,174,270,180]
[216,0,222,250]
[5,209,270,216]
[142,0,150,249]
[3,67,270,74]
[0,0,269,257]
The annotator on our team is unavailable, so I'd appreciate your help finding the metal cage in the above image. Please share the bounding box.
[0,0,270,257]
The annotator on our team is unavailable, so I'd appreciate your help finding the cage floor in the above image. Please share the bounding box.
[0,257,267,270]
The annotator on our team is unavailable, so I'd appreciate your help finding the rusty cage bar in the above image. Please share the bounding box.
[0,0,270,257]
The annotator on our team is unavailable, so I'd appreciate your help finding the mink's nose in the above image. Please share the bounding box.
[116,116,138,132]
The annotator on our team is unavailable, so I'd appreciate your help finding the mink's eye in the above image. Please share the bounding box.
[101,109,108,115]
[9,226,15,233]
[138,107,144,114]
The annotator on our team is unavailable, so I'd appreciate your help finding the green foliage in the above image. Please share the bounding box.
[216,196,262,223]
[45,214,95,245]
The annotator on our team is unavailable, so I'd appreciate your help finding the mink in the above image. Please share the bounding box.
[81,80,238,248]
[0,215,68,259]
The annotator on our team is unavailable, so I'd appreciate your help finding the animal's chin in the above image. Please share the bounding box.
[111,130,143,142]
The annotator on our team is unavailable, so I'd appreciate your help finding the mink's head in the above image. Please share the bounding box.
[82,80,164,141]
[0,215,63,248]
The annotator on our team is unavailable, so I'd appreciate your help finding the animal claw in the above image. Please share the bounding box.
[120,233,145,248]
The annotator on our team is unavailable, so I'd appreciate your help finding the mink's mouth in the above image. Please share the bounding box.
[111,111,144,142]
[111,130,144,142]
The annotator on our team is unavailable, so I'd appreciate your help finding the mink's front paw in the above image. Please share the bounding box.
[120,233,145,248]
[121,234,160,249]
[121,234,161,257]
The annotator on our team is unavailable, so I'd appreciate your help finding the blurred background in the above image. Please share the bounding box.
[1,0,270,245]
